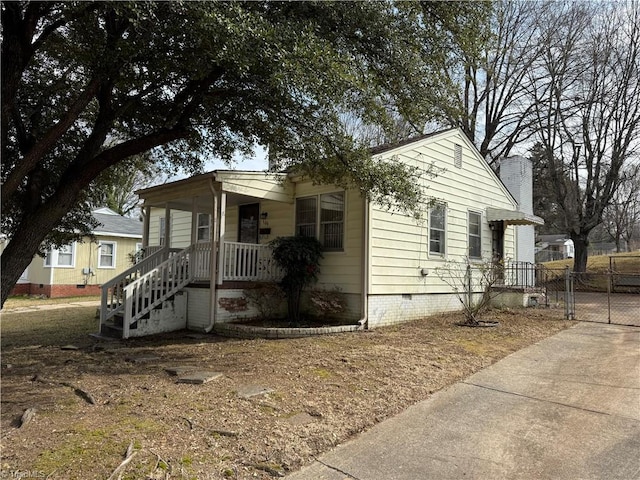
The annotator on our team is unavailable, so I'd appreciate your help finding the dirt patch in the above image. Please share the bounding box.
[1,306,573,479]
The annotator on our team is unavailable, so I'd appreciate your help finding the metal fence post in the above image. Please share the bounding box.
[466,264,472,312]
[607,268,612,324]
[564,266,574,320]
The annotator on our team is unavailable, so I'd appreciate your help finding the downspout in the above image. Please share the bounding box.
[358,198,370,329]
[205,178,219,333]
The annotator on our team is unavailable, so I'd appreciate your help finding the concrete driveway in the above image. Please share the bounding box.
[287,322,640,479]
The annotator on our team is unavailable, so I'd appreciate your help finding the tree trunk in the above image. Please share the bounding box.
[571,231,590,273]
[1,207,67,306]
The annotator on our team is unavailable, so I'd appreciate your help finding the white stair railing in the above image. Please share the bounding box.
[100,248,170,323]
[121,246,193,338]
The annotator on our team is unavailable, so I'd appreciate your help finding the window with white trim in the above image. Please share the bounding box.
[197,213,211,242]
[295,197,317,238]
[468,211,482,258]
[295,192,345,251]
[57,244,74,266]
[99,241,117,268]
[429,203,446,255]
[44,243,76,267]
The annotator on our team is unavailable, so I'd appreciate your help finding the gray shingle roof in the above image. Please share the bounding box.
[92,208,142,238]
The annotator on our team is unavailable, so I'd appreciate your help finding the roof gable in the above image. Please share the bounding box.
[370,128,518,208]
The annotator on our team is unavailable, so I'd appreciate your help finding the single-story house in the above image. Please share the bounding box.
[99,128,544,338]
[535,234,575,262]
[10,207,142,298]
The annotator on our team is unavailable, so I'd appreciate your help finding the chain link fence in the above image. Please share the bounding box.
[535,266,639,326]
[497,261,639,326]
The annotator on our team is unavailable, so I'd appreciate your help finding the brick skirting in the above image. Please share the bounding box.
[9,283,101,298]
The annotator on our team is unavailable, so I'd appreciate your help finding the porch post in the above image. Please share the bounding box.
[164,204,171,250]
[142,205,150,247]
[217,193,226,285]
[207,187,220,330]
[191,197,198,245]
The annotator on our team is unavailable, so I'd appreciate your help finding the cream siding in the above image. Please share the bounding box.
[215,172,294,203]
[17,235,141,290]
[50,236,141,286]
[28,256,51,285]
[369,130,517,295]
[148,208,192,248]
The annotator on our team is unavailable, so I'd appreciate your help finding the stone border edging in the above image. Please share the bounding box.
[213,322,362,339]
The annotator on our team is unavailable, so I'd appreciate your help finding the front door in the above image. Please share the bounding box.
[491,221,504,263]
[238,203,259,244]
[491,221,505,283]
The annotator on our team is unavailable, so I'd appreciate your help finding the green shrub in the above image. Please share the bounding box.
[270,236,323,324]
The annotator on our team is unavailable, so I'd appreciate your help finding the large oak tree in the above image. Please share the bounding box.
[1,1,489,305]
[528,1,640,272]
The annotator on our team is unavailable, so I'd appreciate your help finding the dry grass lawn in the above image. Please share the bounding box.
[1,304,575,479]
[543,251,640,272]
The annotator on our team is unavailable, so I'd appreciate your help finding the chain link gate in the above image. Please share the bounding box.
[565,267,640,327]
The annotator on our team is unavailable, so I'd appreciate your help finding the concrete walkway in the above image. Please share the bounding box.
[288,322,640,480]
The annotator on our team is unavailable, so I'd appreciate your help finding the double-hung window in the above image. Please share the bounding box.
[468,211,482,259]
[296,197,317,238]
[429,203,446,255]
[295,192,345,251]
[57,244,74,267]
[99,242,116,268]
[197,213,211,242]
[44,243,76,267]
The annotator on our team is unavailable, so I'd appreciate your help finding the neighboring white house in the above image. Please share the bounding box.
[536,234,575,262]
[99,128,544,338]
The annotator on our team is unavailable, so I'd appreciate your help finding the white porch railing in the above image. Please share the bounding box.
[222,242,282,281]
[100,241,281,337]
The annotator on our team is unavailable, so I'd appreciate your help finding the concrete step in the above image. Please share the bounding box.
[100,323,123,338]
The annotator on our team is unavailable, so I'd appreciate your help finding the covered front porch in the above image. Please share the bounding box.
[140,170,293,284]
[99,170,294,338]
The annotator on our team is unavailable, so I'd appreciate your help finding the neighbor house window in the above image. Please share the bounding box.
[159,217,166,245]
[44,243,76,267]
[57,244,74,267]
[99,242,116,268]
[296,192,345,251]
[197,213,211,242]
[468,211,482,258]
[429,203,446,255]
